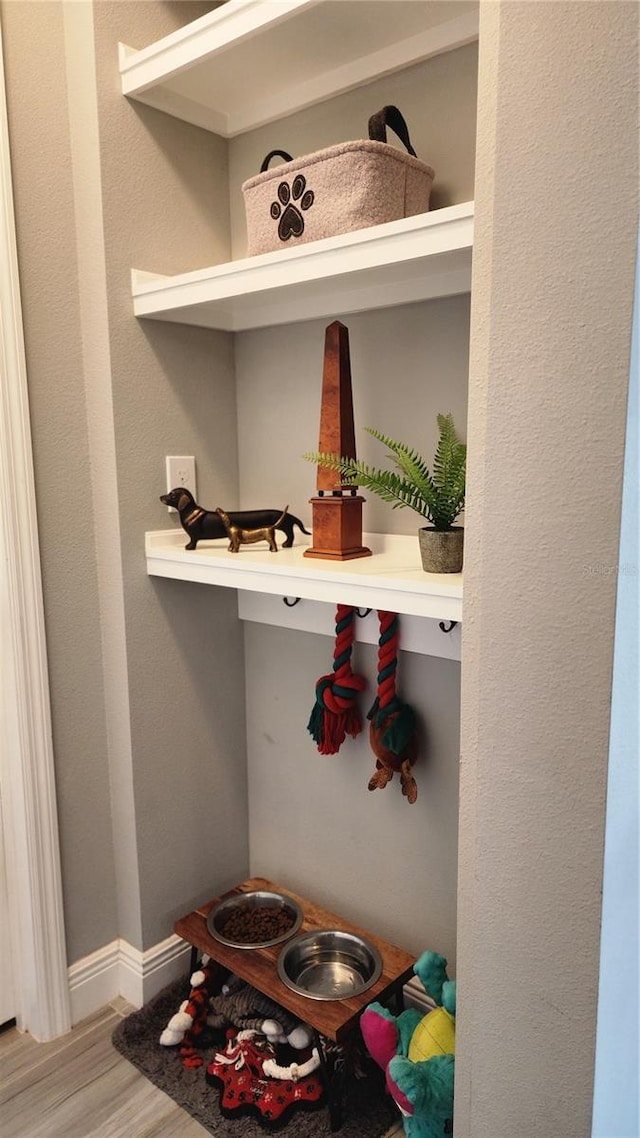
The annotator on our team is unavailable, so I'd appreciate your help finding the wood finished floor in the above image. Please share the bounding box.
[0,999,211,1137]
[0,1000,404,1138]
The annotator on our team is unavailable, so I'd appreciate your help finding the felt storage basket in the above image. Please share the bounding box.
[242,106,435,257]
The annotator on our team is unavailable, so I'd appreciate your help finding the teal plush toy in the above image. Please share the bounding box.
[360,951,455,1138]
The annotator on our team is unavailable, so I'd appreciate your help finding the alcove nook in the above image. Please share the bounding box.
[129,0,478,962]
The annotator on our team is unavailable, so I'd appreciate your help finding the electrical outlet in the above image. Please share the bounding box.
[165,456,196,511]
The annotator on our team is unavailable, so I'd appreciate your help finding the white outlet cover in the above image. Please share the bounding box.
[165,456,196,510]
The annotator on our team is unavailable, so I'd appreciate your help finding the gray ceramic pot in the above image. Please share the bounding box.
[418,526,464,573]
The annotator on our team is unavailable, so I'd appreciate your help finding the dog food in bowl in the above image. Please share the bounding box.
[207,890,303,949]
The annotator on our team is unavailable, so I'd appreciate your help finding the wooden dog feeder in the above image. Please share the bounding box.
[174,876,415,1130]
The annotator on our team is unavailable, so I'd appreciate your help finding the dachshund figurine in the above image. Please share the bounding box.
[160,488,310,550]
[215,506,288,553]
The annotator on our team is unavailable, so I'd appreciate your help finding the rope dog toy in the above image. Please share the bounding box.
[308,606,419,801]
[307,603,367,754]
[367,610,418,803]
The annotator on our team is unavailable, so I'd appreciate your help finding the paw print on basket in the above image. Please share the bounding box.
[270,175,315,242]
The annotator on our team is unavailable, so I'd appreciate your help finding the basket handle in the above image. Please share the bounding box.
[368,106,417,157]
[259,149,294,173]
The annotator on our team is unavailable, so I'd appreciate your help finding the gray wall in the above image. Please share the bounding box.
[229,42,478,257]
[231,48,475,963]
[230,38,476,534]
[3,7,638,1134]
[2,0,474,966]
[93,0,248,949]
[245,624,461,961]
[456,3,639,1136]
[3,0,119,959]
[234,299,471,536]
[2,0,249,959]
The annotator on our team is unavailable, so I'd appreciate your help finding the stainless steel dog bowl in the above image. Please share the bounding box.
[277,929,383,1000]
[206,890,303,949]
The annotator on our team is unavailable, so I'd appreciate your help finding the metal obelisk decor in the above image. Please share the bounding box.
[304,321,371,560]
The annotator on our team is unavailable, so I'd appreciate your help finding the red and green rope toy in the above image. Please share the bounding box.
[308,606,419,801]
[367,609,418,803]
[368,610,416,751]
[307,603,367,754]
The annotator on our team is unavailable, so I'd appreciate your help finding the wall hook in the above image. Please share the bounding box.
[354,607,372,618]
[439,620,458,633]
[282,596,301,607]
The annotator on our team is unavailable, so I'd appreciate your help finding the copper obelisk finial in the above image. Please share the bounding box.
[304,321,371,560]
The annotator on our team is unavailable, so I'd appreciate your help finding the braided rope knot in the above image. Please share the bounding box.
[308,604,366,754]
[314,671,367,714]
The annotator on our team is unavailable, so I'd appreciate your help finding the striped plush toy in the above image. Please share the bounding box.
[160,964,312,1067]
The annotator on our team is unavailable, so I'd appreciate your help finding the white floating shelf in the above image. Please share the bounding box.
[132,203,473,331]
[119,0,479,137]
[146,529,462,623]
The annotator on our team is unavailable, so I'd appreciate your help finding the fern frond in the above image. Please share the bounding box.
[363,428,438,510]
[302,451,355,479]
[433,413,466,493]
[303,413,466,530]
[429,414,466,527]
[303,452,434,520]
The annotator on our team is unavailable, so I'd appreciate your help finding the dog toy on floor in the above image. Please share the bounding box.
[207,1029,324,1124]
[159,959,219,1065]
[206,973,312,1048]
[360,951,455,1138]
[159,966,312,1067]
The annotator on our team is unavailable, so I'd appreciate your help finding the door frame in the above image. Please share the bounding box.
[0,23,70,1040]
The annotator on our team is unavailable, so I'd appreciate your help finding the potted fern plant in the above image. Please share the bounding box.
[304,412,466,573]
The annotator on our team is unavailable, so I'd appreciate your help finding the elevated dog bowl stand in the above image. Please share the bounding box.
[174,876,415,1131]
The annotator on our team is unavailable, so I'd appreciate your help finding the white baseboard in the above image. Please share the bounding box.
[68,940,121,1025]
[68,934,191,1025]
